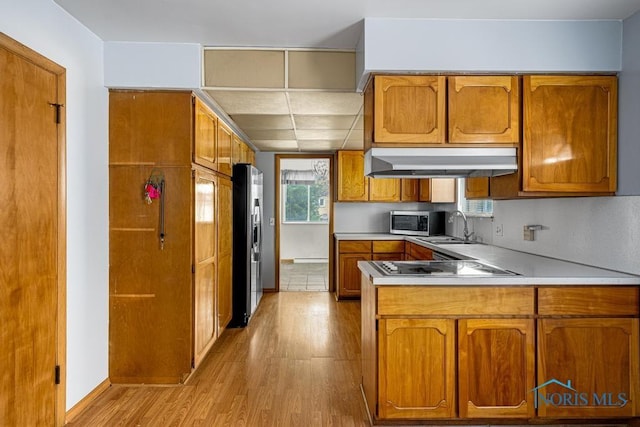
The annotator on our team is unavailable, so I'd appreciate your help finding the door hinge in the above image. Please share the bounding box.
[49,103,64,124]
[54,365,61,385]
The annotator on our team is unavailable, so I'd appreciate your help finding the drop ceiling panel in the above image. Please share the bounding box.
[294,114,356,130]
[245,129,296,140]
[296,129,349,140]
[288,51,355,90]
[206,90,290,114]
[204,50,285,88]
[252,140,299,151]
[298,140,344,151]
[353,114,364,130]
[230,114,293,130]
[343,129,364,150]
[288,92,363,115]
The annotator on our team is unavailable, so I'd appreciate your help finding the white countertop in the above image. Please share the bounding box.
[337,233,640,286]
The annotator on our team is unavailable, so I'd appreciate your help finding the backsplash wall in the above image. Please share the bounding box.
[483,196,640,275]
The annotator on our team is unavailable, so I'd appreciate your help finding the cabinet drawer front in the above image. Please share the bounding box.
[538,287,639,316]
[339,240,372,253]
[372,240,405,253]
[378,287,534,316]
[408,242,433,260]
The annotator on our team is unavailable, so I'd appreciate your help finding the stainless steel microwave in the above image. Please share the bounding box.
[389,211,445,236]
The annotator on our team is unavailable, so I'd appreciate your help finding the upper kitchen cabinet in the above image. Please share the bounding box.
[465,177,490,199]
[194,97,218,171]
[216,120,232,176]
[522,75,617,194]
[337,150,369,201]
[366,75,446,147]
[448,76,520,145]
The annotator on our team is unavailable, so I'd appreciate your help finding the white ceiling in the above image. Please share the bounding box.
[54,0,640,153]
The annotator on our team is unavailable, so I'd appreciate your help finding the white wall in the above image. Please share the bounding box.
[357,18,622,90]
[104,41,200,89]
[0,0,109,410]
[280,224,329,260]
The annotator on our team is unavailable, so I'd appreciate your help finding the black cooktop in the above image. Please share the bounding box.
[372,260,518,276]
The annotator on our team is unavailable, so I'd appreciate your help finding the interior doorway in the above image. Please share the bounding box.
[275,155,333,292]
[0,33,67,425]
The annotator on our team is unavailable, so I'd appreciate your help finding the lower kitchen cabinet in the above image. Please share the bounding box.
[537,317,639,418]
[336,240,372,299]
[378,318,456,419]
[217,176,233,334]
[458,319,535,418]
[406,241,434,260]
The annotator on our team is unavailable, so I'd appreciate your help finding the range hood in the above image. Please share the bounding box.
[364,147,517,178]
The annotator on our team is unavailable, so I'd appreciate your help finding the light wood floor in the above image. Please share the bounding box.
[68,292,369,426]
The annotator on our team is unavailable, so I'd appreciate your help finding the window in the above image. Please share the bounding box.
[457,178,493,217]
[281,160,329,223]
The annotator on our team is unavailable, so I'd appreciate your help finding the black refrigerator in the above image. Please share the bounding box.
[230,163,263,327]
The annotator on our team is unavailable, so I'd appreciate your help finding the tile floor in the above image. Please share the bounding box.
[279,261,329,291]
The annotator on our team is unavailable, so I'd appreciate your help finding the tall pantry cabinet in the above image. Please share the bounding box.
[109,90,240,383]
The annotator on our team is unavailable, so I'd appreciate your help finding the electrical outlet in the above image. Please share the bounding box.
[269,217,275,226]
[495,223,503,236]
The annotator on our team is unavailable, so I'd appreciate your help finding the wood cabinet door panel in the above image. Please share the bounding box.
[430,178,456,203]
[523,76,617,193]
[374,75,446,144]
[217,177,233,332]
[537,318,639,418]
[378,319,456,419]
[449,76,520,144]
[372,240,405,253]
[369,177,400,202]
[339,240,372,253]
[400,179,419,201]
[194,97,217,170]
[337,151,368,201]
[338,253,371,298]
[538,286,639,316]
[465,177,490,199]
[217,121,232,176]
[459,319,535,418]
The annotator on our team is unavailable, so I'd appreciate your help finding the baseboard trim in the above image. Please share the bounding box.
[65,378,111,423]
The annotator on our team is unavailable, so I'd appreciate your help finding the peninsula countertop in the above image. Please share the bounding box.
[337,233,640,286]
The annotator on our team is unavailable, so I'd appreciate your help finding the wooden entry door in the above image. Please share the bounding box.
[0,34,66,425]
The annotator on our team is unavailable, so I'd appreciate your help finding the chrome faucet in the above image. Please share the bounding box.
[449,210,475,242]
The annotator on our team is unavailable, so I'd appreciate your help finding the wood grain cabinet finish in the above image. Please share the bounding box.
[400,179,420,201]
[216,120,232,176]
[336,240,371,299]
[193,97,217,170]
[458,319,535,418]
[369,177,401,202]
[336,150,369,201]
[465,177,490,199]
[378,318,456,419]
[537,318,639,418]
[523,75,617,193]
[217,176,233,335]
[109,90,237,384]
[193,170,217,368]
[448,75,520,145]
[371,75,447,145]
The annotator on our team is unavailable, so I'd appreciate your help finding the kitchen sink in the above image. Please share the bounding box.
[415,236,480,245]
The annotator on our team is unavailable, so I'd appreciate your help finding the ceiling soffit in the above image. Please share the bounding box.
[203,48,363,152]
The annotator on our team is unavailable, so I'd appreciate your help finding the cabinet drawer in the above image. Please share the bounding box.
[373,240,405,253]
[407,242,433,260]
[339,240,372,253]
[538,286,639,316]
[378,287,534,316]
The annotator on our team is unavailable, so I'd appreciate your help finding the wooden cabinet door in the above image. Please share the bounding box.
[448,76,520,144]
[374,75,446,144]
[537,318,639,418]
[369,178,401,202]
[420,178,457,203]
[338,253,371,298]
[193,170,217,368]
[232,134,242,167]
[523,76,617,193]
[193,97,217,170]
[217,121,232,176]
[465,177,490,199]
[458,319,535,418]
[337,151,368,201]
[378,318,456,419]
[217,177,233,333]
[400,179,420,201]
